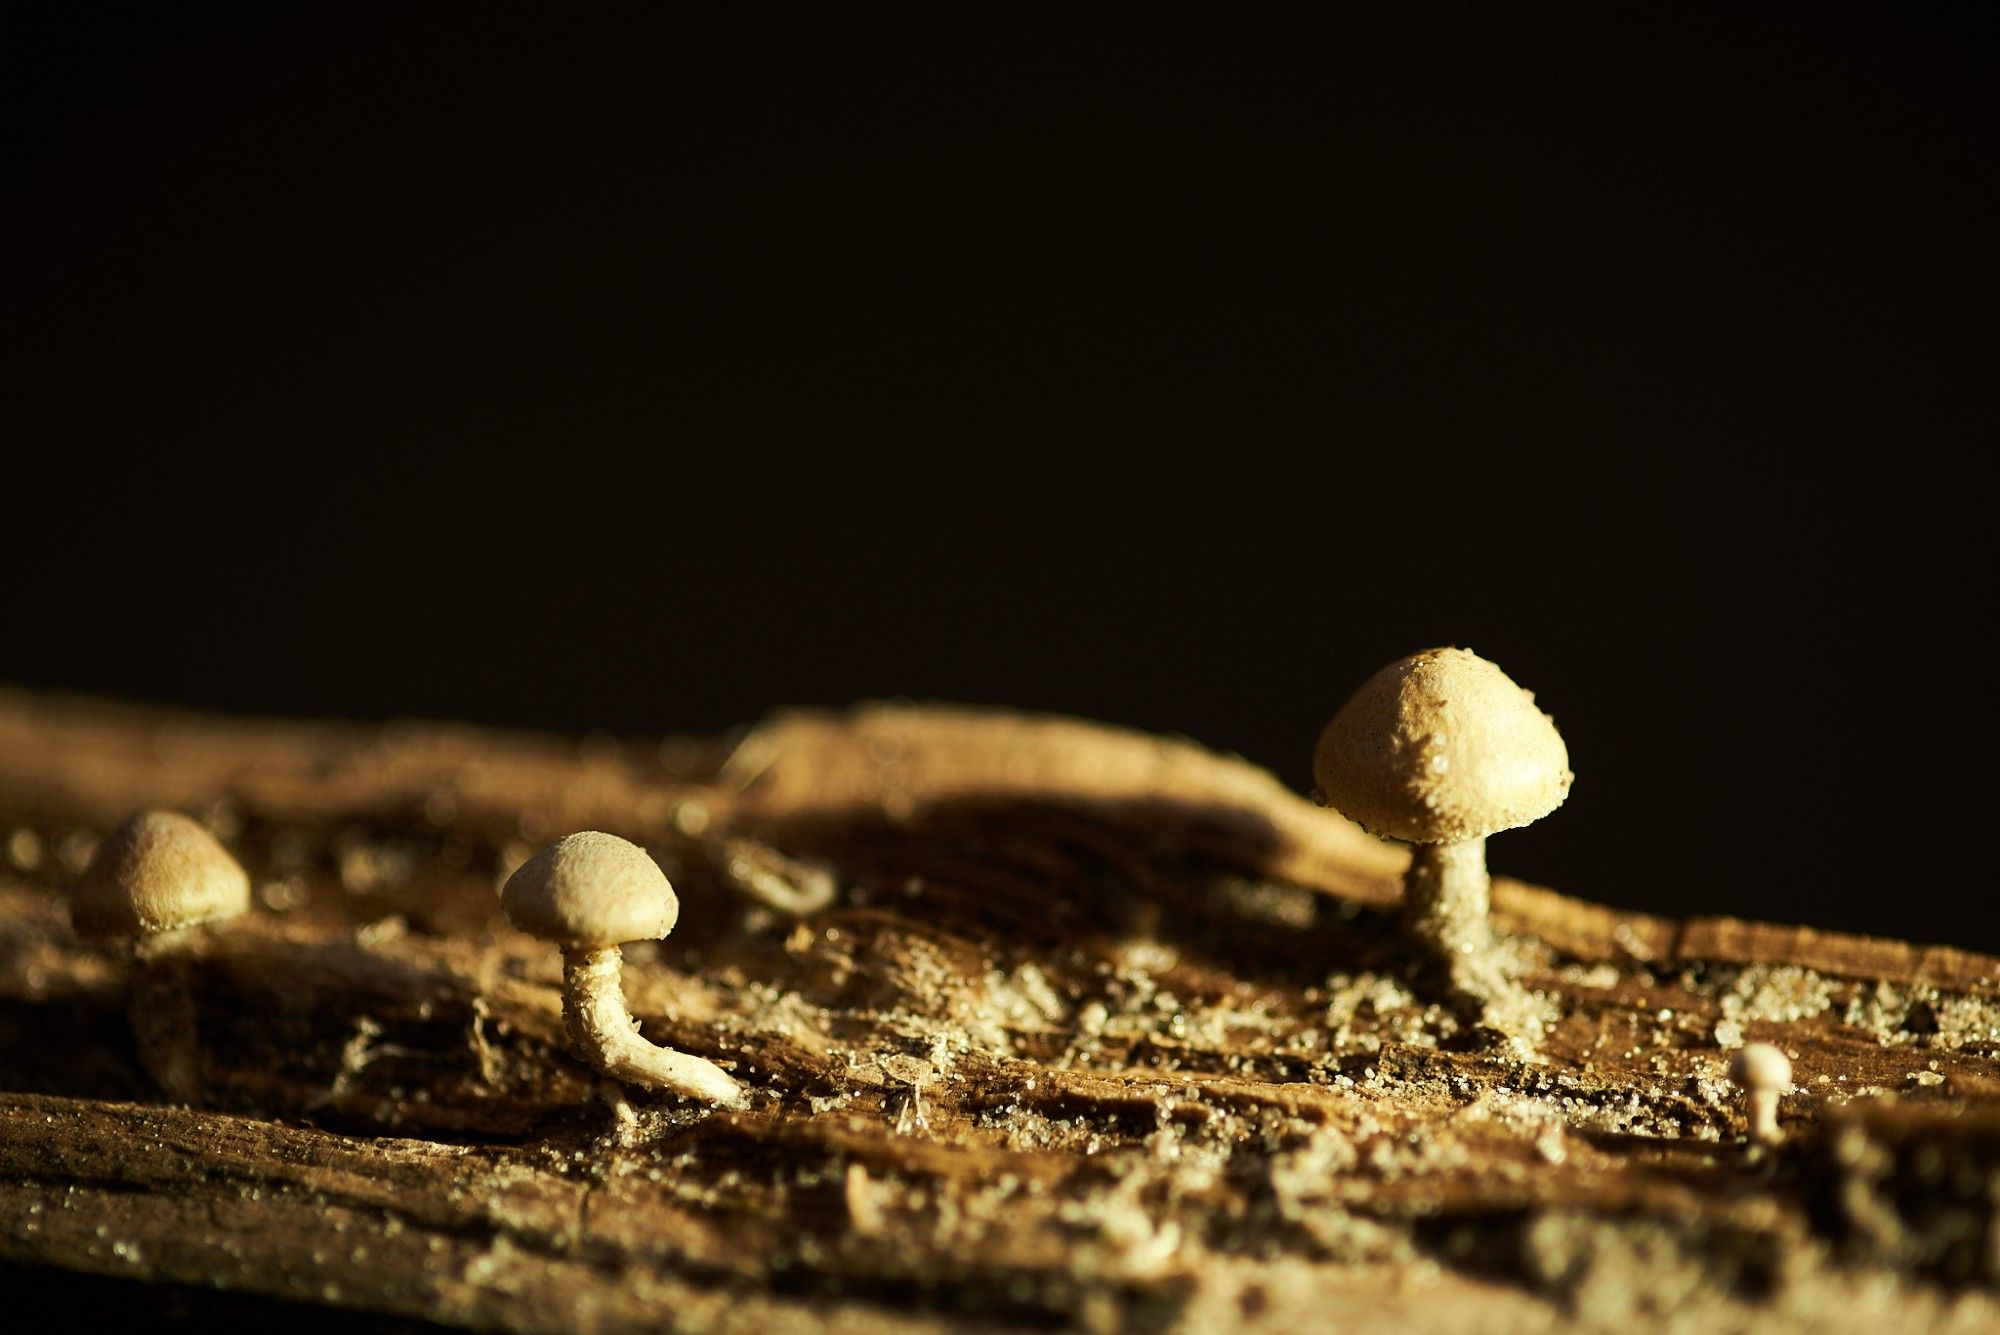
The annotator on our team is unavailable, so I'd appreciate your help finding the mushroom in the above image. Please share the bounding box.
[501,831,746,1108]
[1314,648,1571,1004]
[71,809,252,1102]
[1730,1042,1792,1146]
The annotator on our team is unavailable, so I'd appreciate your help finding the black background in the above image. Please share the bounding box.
[4,12,1991,946]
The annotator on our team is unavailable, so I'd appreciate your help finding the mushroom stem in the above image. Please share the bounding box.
[1403,838,1521,1015]
[128,927,208,1103]
[128,955,202,1101]
[561,946,747,1108]
[1747,1091,1781,1146]
[1402,838,1491,962]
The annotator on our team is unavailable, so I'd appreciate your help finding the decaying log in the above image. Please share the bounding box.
[3,688,1999,1331]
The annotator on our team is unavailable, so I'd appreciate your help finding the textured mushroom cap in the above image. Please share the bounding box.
[1730,1042,1793,1091]
[500,831,679,947]
[1314,647,1572,844]
[71,810,251,943]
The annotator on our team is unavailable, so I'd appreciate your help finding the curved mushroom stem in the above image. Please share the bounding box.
[561,946,747,1108]
[129,926,206,1103]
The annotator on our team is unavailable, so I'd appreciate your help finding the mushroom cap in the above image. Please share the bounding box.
[1314,647,1572,844]
[500,831,679,948]
[71,810,252,943]
[1730,1042,1793,1091]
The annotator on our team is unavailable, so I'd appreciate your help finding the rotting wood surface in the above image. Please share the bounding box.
[2,689,1998,1332]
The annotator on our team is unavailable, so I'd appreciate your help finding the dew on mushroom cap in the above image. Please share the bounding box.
[71,810,251,944]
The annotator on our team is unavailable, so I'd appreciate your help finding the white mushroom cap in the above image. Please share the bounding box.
[501,831,679,948]
[71,810,251,943]
[1730,1042,1793,1092]
[1314,647,1572,844]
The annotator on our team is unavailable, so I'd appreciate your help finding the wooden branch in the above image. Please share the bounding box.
[2,689,1998,1330]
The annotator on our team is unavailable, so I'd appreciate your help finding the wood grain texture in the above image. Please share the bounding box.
[2,690,1998,1331]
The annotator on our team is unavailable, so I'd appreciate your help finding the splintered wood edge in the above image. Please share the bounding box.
[3,688,1994,996]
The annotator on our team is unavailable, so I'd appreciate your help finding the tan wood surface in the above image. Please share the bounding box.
[2,689,1997,1331]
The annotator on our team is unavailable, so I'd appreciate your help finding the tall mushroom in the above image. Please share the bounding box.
[71,809,251,1102]
[1314,648,1571,1007]
[501,831,746,1108]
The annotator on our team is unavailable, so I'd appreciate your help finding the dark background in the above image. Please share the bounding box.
[4,12,1991,946]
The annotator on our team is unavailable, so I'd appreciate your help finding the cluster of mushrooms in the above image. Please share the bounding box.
[66,648,1794,1144]
[72,814,748,1110]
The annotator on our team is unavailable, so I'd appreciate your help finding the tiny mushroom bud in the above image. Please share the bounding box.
[1730,1042,1792,1146]
[71,810,251,1102]
[501,831,746,1108]
[1314,648,1571,1006]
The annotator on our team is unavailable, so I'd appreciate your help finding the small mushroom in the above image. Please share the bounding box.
[1314,648,1571,1006]
[1730,1042,1792,1146]
[501,831,746,1108]
[71,809,252,1102]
